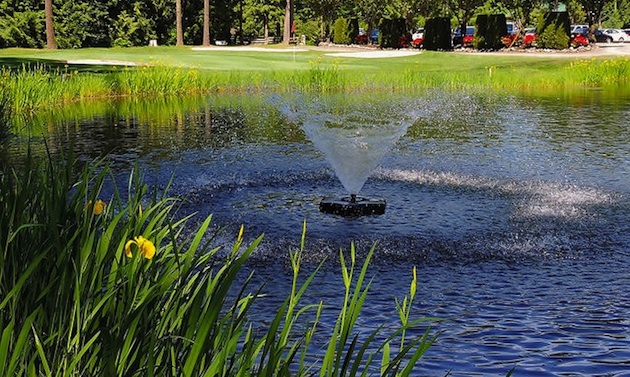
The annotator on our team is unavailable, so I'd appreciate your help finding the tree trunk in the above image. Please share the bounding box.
[202,0,210,46]
[176,0,184,46]
[44,0,56,49]
[282,0,293,44]
[238,0,244,44]
[264,15,269,44]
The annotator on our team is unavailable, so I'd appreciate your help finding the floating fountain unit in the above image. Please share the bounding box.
[319,194,386,217]
[278,95,418,218]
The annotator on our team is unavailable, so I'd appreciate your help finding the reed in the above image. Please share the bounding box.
[0,78,10,141]
[3,55,630,112]
[565,57,630,86]
[0,152,436,376]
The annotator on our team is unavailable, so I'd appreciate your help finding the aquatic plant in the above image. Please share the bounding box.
[0,153,436,376]
[566,58,630,86]
[0,77,10,141]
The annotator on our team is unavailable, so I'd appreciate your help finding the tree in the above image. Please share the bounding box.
[303,0,344,40]
[242,0,283,41]
[282,0,293,43]
[56,0,111,48]
[45,0,56,48]
[577,0,613,26]
[203,0,210,45]
[500,0,541,29]
[176,0,184,45]
[601,0,630,27]
[446,0,485,40]
[566,0,588,25]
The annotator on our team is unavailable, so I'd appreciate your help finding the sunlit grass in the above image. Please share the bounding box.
[1,49,629,119]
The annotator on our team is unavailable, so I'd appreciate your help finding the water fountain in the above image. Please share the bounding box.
[279,95,419,216]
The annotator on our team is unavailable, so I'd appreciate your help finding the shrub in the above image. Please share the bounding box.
[379,18,407,48]
[0,11,44,48]
[537,11,570,49]
[424,17,452,50]
[474,14,507,50]
[333,17,351,45]
[538,23,570,49]
[296,19,321,45]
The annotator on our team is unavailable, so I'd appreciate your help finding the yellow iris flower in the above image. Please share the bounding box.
[124,236,156,259]
[87,199,107,215]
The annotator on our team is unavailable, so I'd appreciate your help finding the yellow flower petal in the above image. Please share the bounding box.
[124,240,135,258]
[140,239,156,259]
[93,199,106,215]
[124,236,156,259]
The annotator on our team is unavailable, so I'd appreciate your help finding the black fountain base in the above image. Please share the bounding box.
[319,194,386,217]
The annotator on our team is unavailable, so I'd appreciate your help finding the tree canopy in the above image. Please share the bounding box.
[0,0,627,48]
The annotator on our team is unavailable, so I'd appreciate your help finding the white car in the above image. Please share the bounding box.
[601,29,627,42]
[411,28,424,48]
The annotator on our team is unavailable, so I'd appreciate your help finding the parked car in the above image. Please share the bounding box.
[356,28,368,44]
[595,28,627,42]
[453,26,475,47]
[570,24,589,37]
[501,22,520,46]
[571,33,589,47]
[523,28,537,47]
[411,28,424,48]
[506,22,517,36]
[370,29,379,44]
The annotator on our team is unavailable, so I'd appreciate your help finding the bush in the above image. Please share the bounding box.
[474,14,507,50]
[0,11,44,48]
[537,11,570,49]
[424,17,452,51]
[333,17,351,45]
[348,18,360,44]
[379,18,407,48]
[296,19,321,45]
[538,23,570,49]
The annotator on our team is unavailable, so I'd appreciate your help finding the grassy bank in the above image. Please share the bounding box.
[1,47,629,113]
[0,153,437,376]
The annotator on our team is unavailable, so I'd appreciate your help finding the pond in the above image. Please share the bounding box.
[9,90,630,376]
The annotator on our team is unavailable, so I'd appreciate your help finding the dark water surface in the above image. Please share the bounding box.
[13,91,630,376]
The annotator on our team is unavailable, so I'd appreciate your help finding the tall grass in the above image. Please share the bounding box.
[0,77,10,141]
[0,152,436,376]
[1,56,628,114]
[566,57,630,86]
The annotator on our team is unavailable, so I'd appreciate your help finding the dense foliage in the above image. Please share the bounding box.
[1,0,629,48]
[0,152,436,376]
[536,11,571,49]
[474,14,508,50]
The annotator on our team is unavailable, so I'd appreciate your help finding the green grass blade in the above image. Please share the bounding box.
[31,325,52,377]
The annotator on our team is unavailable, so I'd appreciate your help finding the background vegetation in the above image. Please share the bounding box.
[1,0,630,49]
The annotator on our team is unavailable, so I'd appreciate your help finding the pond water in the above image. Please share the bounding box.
[11,90,630,376]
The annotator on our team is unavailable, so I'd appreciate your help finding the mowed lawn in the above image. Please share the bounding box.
[0,45,577,75]
[1,45,628,94]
